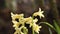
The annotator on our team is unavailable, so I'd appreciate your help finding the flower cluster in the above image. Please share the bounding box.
[11,8,44,34]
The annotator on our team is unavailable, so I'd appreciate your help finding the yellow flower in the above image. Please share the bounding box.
[33,18,38,23]
[14,28,22,34]
[20,32,24,34]
[29,18,38,27]
[12,18,26,27]
[19,26,28,34]
[11,12,24,21]
[19,18,26,25]
[25,17,32,23]
[11,12,25,27]
[25,17,38,27]
[25,17,33,27]
[12,21,20,28]
[33,23,42,34]
[32,18,41,34]
[33,8,44,18]
[14,26,28,34]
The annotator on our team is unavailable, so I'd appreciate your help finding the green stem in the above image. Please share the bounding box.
[32,16,34,34]
[23,27,26,34]
[32,26,34,34]
[22,24,26,34]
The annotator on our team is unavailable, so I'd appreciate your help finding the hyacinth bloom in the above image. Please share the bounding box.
[11,8,44,34]
[33,23,42,34]
[11,13,24,21]
[14,26,28,34]
[32,18,42,34]
[33,18,38,23]
[33,8,44,18]
[12,21,20,27]
[11,13,24,27]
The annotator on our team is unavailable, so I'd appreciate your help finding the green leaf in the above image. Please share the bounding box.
[40,22,56,30]
[54,20,60,34]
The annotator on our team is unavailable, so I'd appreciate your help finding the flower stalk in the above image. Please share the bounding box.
[32,18,34,34]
